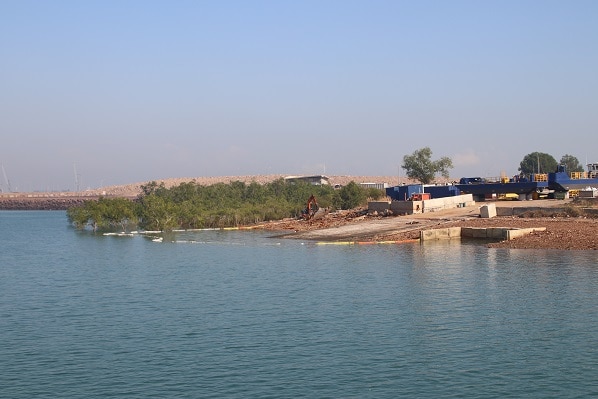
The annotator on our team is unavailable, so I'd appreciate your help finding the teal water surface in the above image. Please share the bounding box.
[1,211,597,398]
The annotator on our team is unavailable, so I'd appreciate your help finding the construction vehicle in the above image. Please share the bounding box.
[301,195,319,220]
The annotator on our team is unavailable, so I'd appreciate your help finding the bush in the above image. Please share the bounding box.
[68,179,353,231]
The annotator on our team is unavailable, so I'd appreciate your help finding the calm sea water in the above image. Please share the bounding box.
[1,211,597,398]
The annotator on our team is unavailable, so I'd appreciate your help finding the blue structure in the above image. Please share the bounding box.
[548,166,598,191]
[455,180,548,199]
[386,184,460,201]
[387,164,598,202]
[388,179,548,202]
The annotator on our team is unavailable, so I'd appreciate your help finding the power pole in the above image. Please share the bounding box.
[74,162,80,192]
[2,164,12,192]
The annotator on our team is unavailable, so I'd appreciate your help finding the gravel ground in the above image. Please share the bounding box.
[452,217,598,250]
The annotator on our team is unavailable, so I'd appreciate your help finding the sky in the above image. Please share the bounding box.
[1,0,597,191]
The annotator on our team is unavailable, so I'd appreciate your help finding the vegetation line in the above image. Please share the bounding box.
[67,179,385,232]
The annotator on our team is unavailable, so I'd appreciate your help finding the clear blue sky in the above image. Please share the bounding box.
[1,0,597,191]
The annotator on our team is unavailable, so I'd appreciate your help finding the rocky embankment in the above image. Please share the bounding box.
[0,196,100,210]
[0,175,405,210]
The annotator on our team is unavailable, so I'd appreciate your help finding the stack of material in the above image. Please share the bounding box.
[579,187,598,198]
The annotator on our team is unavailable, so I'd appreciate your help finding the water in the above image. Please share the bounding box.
[1,211,597,398]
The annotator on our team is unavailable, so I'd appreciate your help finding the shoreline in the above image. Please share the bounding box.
[259,200,598,250]
[2,200,594,250]
[2,178,596,249]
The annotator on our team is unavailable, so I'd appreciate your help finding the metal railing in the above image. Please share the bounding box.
[570,172,588,179]
[532,174,548,182]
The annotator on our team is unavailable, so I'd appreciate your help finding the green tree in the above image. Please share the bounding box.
[100,197,137,232]
[67,197,137,232]
[559,154,584,173]
[138,194,179,231]
[68,177,377,232]
[139,181,163,196]
[337,181,367,209]
[365,187,386,201]
[89,200,107,231]
[518,152,558,174]
[245,181,266,204]
[402,147,453,184]
[66,204,91,229]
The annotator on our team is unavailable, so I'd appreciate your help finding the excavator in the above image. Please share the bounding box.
[301,194,319,220]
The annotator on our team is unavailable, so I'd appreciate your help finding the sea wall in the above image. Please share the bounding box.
[420,226,547,241]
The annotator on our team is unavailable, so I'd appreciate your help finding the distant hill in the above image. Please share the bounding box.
[93,175,415,197]
[1,174,423,200]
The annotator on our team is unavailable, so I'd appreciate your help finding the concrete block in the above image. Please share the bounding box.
[448,227,462,238]
[487,228,507,239]
[506,227,546,240]
[435,228,450,239]
[368,201,390,213]
[420,226,546,242]
[496,207,514,216]
[461,227,474,238]
[390,200,423,215]
[420,227,462,241]
[420,229,437,241]
[480,203,497,218]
